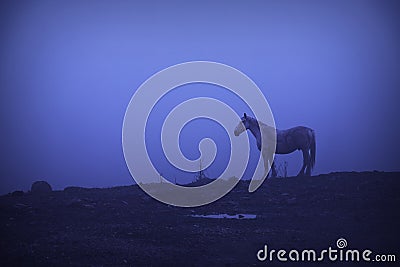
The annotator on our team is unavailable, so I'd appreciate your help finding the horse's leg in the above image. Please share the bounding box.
[305,149,312,176]
[271,162,277,178]
[297,149,309,176]
[263,155,270,179]
[262,150,273,179]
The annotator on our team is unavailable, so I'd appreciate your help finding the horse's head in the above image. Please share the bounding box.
[234,113,251,136]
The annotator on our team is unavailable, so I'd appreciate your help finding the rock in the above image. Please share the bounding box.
[14,203,28,209]
[67,197,96,209]
[31,181,52,194]
[11,190,24,197]
[287,197,297,204]
[63,186,86,193]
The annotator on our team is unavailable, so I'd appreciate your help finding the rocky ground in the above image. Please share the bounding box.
[1,172,399,266]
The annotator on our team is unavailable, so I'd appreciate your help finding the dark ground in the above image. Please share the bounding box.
[1,172,399,266]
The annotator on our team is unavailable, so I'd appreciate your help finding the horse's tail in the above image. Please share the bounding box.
[310,129,316,171]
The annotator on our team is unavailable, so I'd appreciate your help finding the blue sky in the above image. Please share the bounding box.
[1,0,399,193]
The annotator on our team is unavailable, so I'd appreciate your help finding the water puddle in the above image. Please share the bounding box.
[191,213,256,219]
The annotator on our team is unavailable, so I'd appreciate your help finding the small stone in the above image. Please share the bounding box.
[11,190,24,197]
[31,181,52,194]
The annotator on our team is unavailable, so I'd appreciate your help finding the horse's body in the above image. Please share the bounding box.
[234,113,316,177]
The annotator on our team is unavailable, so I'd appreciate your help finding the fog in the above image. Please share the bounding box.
[1,1,399,194]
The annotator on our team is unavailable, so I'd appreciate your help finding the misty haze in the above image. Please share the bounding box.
[0,1,399,266]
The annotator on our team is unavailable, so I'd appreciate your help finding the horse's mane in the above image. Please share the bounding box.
[249,116,275,131]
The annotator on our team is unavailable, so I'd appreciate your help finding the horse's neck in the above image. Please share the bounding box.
[248,121,262,148]
[249,126,260,140]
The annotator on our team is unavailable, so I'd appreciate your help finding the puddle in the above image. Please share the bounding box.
[191,213,256,219]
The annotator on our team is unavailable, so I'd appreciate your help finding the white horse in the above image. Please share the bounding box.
[234,113,316,177]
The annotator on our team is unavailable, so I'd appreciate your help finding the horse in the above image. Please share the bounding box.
[234,113,316,177]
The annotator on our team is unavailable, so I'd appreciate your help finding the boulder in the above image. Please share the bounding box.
[31,181,52,194]
[11,190,24,197]
[63,186,86,193]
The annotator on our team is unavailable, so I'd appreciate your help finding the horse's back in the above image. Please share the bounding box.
[276,126,314,153]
